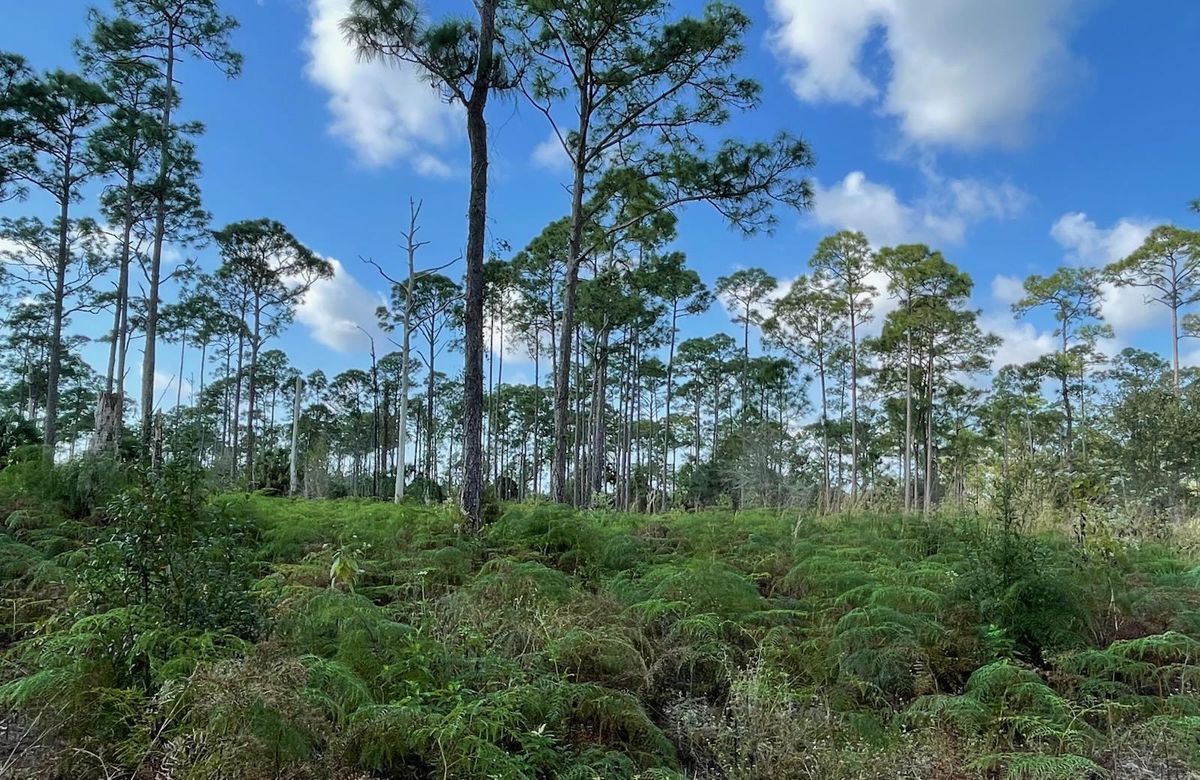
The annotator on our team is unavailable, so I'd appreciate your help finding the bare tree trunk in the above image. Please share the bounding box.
[394,203,421,503]
[426,340,436,484]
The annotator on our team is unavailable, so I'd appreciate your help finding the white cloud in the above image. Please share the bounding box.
[294,258,390,353]
[485,290,534,367]
[1049,212,1163,334]
[810,170,1026,247]
[1050,212,1154,267]
[767,0,1083,148]
[531,133,570,172]
[1098,283,1166,334]
[767,0,881,104]
[981,314,1058,371]
[413,153,453,178]
[863,269,900,325]
[991,274,1026,306]
[947,178,1030,222]
[812,172,949,245]
[303,0,458,172]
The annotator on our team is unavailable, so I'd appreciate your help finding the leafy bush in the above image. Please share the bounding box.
[79,463,263,637]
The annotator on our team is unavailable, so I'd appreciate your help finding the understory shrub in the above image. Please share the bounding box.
[4,472,1200,778]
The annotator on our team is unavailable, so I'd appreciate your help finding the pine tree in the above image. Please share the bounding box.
[110,0,241,462]
[6,70,110,452]
[811,231,875,504]
[1106,225,1200,395]
[212,219,331,485]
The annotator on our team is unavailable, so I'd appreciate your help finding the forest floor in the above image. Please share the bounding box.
[3,472,1200,778]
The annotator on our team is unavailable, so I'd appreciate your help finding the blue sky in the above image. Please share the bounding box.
[3,0,1199,398]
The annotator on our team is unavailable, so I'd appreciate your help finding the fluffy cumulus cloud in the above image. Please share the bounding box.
[981,315,1059,372]
[990,274,1026,307]
[294,258,390,353]
[1050,212,1162,334]
[766,0,1083,148]
[810,170,1027,246]
[985,275,1067,372]
[1050,212,1154,267]
[531,132,570,172]
[982,212,1161,370]
[303,0,458,172]
[485,289,534,366]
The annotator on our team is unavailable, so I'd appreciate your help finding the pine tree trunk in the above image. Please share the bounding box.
[663,302,677,505]
[95,159,136,452]
[44,175,71,454]
[904,327,913,512]
[1171,304,1181,396]
[231,330,245,481]
[141,36,176,461]
[176,327,187,410]
[533,335,541,495]
[924,349,934,515]
[196,341,207,463]
[552,67,594,506]
[588,333,609,499]
[459,0,495,531]
[496,305,504,480]
[818,347,830,514]
[245,309,261,486]
[849,308,859,504]
[289,374,302,495]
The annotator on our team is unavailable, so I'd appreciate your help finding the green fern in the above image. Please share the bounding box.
[967,751,1108,779]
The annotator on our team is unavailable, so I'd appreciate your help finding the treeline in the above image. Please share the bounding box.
[2,1,1199,530]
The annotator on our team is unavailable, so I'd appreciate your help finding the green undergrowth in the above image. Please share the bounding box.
[3,473,1200,778]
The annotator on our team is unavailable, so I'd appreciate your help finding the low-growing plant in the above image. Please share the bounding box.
[4,461,1200,778]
